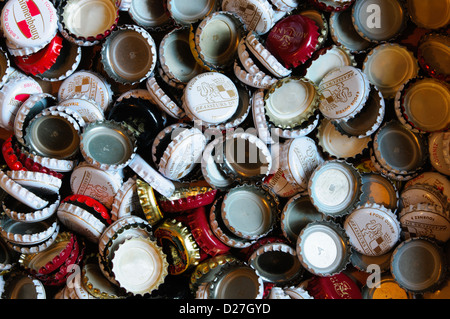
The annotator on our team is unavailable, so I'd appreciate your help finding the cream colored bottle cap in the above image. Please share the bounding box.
[182,72,239,125]
[318,65,371,122]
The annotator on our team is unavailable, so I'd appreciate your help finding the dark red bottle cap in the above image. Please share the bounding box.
[265,14,320,69]
[306,273,362,299]
[13,34,64,76]
[181,206,231,257]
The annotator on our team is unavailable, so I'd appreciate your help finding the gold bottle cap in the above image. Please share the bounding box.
[136,178,164,226]
[154,218,201,275]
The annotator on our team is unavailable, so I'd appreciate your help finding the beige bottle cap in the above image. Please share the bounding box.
[406,0,450,29]
[191,11,246,71]
[317,118,371,160]
[59,0,118,46]
[221,0,275,35]
[280,136,324,190]
[344,203,401,256]
[363,43,419,99]
[318,65,371,122]
[264,76,319,129]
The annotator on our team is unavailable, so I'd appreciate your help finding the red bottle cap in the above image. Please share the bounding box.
[62,194,112,225]
[265,14,320,69]
[13,34,64,76]
[184,206,231,257]
[306,273,362,299]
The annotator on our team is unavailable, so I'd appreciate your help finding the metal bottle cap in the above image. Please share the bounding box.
[208,261,264,299]
[362,274,412,299]
[395,77,450,133]
[58,70,114,111]
[24,112,80,160]
[221,0,275,35]
[296,220,351,276]
[308,160,362,217]
[264,76,319,129]
[191,11,246,71]
[360,172,399,211]
[390,237,447,294]
[335,84,385,138]
[316,118,371,160]
[218,132,272,181]
[159,27,204,85]
[363,43,419,99]
[352,0,406,43]
[101,24,157,85]
[281,193,324,243]
[373,120,427,175]
[399,203,450,243]
[58,0,119,46]
[80,120,137,172]
[167,0,218,25]
[111,236,168,296]
[154,218,201,275]
[221,183,278,240]
[406,0,450,29]
[304,45,356,86]
[329,10,371,54]
[0,76,43,131]
[417,33,449,83]
[265,14,320,68]
[248,241,304,285]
